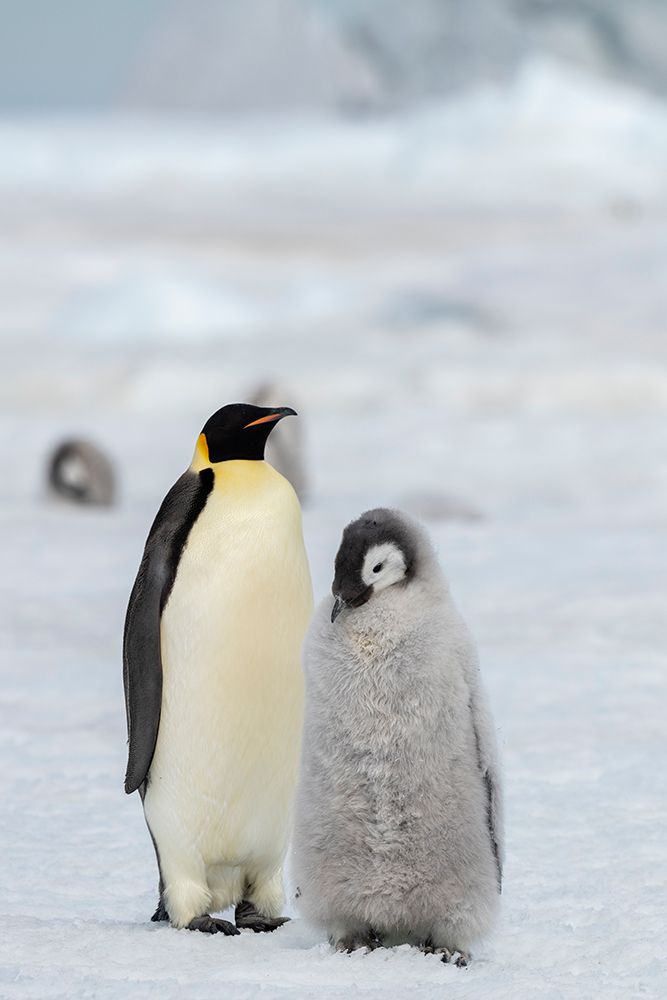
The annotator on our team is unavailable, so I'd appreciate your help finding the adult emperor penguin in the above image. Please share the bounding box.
[123,403,313,934]
[293,508,503,964]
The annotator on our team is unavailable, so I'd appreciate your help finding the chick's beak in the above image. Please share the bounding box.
[331,596,346,623]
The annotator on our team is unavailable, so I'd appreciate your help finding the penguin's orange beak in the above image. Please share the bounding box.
[244,413,283,429]
[243,407,296,429]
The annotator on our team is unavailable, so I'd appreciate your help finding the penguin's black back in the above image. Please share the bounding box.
[123,467,214,794]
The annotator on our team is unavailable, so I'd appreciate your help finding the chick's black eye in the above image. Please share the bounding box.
[373,563,383,573]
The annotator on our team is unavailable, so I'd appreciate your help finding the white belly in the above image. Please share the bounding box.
[144,461,312,869]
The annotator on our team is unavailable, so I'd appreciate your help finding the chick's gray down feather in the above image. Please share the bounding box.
[293,510,503,953]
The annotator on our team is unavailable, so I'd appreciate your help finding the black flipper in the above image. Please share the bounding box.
[470,709,503,893]
[123,468,214,794]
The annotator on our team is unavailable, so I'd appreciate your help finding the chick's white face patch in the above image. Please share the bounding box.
[60,454,88,491]
[361,542,407,593]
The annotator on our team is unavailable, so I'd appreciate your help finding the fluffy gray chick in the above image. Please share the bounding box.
[47,439,115,506]
[293,508,503,964]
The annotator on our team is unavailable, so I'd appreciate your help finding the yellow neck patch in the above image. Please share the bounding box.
[190,435,279,495]
[191,433,210,472]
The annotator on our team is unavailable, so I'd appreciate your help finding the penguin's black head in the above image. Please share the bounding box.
[331,508,417,623]
[200,403,296,463]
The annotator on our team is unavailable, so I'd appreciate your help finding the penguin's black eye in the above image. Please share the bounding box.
[373,563,383,574]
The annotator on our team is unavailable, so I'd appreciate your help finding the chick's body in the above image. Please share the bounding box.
[293,511,502,956]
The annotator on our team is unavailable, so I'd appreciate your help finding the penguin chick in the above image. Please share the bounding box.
[293,508,503,962]
[123,403,313,933]
[48,439,115,506]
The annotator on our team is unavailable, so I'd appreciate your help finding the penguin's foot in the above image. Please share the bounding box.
[187,915,240,935]
[421,940,470,967]
[234,900,289,933]
[333,930,381,953]
[151,899,169,922]
[449,951,470,967]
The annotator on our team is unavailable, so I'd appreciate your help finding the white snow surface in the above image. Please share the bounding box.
[1,61,667,998]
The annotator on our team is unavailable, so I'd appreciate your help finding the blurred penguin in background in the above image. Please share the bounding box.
[47,438,116,506]
[293,508,503,965]
[249,383,308,502]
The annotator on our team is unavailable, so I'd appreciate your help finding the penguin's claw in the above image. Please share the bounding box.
[151,900,169,922]
[235,900,289,933]
[333,931,381,953]
[239,914,290,933]
[421,941,470,967]
[439,949,469,967]
[187,915,240,935]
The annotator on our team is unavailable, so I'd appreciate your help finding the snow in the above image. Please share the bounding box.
[1,60,667,998]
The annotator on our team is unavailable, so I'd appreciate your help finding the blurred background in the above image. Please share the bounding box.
[2,0,667,522]
[1,2,666,996]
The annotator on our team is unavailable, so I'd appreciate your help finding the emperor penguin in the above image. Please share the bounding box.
[123,403,313,934]
[293,508,503,964]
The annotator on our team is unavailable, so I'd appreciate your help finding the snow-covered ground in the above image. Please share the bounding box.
[1,62,666,998]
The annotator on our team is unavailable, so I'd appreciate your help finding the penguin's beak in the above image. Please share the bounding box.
[331,596,347,623]
[331,586,372,622]
[244,407,297,429]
